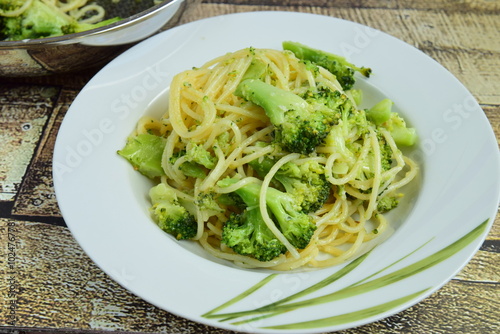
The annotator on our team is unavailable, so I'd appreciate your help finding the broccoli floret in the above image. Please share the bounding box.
[349,89,363,106]
[377,196,400,213]
[117,133,166,179]
[149,183,197,240]
[348,107,372,136]
[219,177,287,262]
[283,41,371,90]
[169,149,208,179]
[367,99,417,146]
[301,85,352,116]
[366,98,393,125]
[235,79,342,154]
[222,209,287,262]
[249,157,331,213]
[215,131,232,154]
[217,192,246,209]
[383,112,417,146]
[218,177,317,250]
[379,135,394,171]
[196,191,224,221]
[265,186,317,249]
[185,142,217,169]
[0,0,120,41]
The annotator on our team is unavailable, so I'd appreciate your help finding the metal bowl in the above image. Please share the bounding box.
[0,0,198,76]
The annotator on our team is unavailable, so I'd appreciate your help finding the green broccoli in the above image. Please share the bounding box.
[383,112,417,146]
[215,131,233,154]
[169,150,207,179]
[185,142,217,169]
[249,157,331,213]
[117,133,166,179]
[366,98,393,125]
[196,191,224,220]
[283,41,371,90]
[379,135,394,171]
[0,0,120,41]
[222,208,287,262]
[149,183,197,240]
[322,97,371,159]
[301,85,353,117]
[118,135,218,180]
[216,192,246,209]
[169,142,217,179]
[366,98,417,146]
[376,195,400,213]
[219,177,317,250]
[235,79,343,154]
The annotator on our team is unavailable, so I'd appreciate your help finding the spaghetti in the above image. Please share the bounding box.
[132,46,418,270]
[0,0,113,24]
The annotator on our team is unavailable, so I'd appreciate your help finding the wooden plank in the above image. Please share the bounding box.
[481,105,500,242]
[484,105,500,145]
[2,71,96,90]
[486,213,500,241]
[12,90,75,218]
[0,85,59,201]
[455,249,500,282]
[202,0,500,13]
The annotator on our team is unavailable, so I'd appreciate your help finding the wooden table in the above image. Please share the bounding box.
[1,1,498,333]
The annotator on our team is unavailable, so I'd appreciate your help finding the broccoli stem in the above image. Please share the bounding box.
[235,78,308,126]
[241,58,268,81]
[222,207,286,262]
[117,133,166,179]
[390,126,417,146]
[366,98,393,125]
[249,157,331,213]
[366,99,417,146]
[218,177,316,249]
[283,41,371,90]
[235,79,333,154]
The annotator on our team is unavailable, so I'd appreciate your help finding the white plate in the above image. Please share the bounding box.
[53,11,500,333]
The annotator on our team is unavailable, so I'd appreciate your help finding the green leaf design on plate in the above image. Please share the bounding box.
[203,219,489,330]
[262,288,430,330]
[202,274,278,318]
[204,249,372,319]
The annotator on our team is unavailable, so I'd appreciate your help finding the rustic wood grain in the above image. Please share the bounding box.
[0,85,59,201]
[455,249,499,282]
[484,105,500,145]
[202,0,500,13]
[12,90,74,218]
